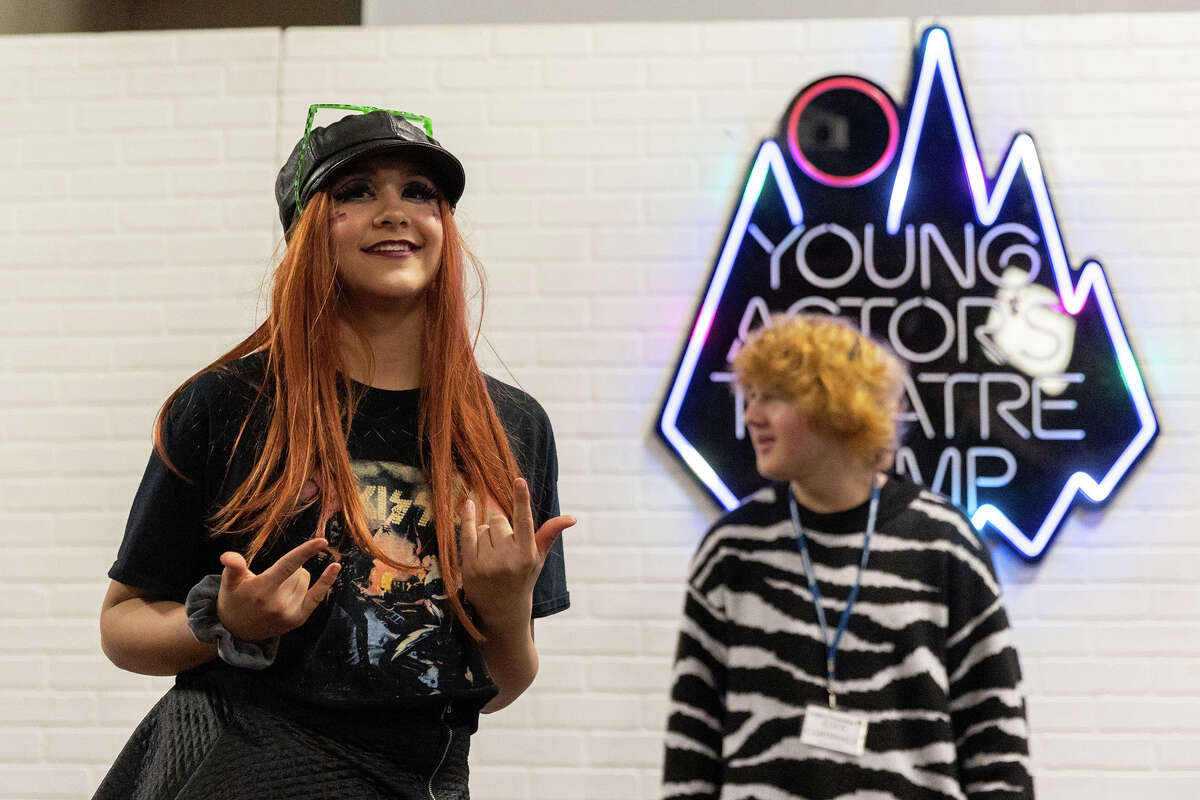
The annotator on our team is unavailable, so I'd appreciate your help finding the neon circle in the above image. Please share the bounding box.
[786,76,900,188]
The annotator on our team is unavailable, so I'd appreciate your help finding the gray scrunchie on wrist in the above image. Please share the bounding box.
[185,574,280,670]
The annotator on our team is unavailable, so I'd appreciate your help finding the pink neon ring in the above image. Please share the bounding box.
[786,76,900,188]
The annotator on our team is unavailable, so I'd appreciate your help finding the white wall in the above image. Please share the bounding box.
[363,0,1200,25]
[1,13,1198,799]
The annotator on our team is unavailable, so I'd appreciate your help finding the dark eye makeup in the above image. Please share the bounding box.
[330,177,439,205]
[331,178,373,203]
[401,181,440,203]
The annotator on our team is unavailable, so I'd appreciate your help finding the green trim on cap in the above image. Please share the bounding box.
[294,103,436,217]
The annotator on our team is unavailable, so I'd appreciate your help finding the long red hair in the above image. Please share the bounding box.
[155,190,519,640]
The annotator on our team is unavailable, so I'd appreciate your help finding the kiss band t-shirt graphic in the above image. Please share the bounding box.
[294,459,488,705]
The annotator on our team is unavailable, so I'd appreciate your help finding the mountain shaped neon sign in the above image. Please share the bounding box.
[658,26,1157,559]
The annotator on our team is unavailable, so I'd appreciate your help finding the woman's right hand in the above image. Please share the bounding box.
[216,538,341,642]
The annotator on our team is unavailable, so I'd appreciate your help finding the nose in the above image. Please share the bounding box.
[743,395,764,425]
[373,187,410,227]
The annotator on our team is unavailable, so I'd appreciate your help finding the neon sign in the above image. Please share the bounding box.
[657,26,1157,559]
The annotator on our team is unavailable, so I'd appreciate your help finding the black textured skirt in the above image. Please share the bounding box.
[93,677,471,800]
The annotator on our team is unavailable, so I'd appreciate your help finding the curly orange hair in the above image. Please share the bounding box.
[155,191,517,641]
[733,314,906,468]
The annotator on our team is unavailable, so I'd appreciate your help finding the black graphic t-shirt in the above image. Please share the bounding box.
[109,352,569,719]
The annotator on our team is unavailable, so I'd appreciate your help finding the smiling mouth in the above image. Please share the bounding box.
[364,240,419,254]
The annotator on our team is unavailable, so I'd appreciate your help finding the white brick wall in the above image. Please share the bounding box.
[1,12,1197,798]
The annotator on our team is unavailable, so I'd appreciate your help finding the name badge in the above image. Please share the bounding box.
[799,704,868,756]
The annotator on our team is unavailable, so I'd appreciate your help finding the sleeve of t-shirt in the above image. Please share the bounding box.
[108,374,220,603]
[528,399,569,620]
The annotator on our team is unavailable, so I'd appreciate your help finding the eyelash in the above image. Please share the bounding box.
[331,180,439,204]
[332,181,372,203]
[401,182,439,202]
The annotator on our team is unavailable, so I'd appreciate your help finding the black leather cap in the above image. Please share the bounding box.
[275,110,466,231]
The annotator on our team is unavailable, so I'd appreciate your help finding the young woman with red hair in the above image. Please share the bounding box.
[95,108,572,799]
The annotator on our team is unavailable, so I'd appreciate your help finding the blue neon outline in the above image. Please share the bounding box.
[659,25,1156,559]
[659,140,803,509]
[885,27,1156,556]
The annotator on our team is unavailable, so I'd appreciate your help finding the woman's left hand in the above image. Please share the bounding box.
[459,477,575,636]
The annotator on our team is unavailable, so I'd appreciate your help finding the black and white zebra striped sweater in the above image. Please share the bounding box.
[663,475,1033,800]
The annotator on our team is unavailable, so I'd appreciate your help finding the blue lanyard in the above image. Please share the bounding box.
[788,483,880,709]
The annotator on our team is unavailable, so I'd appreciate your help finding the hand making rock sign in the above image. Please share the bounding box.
[459,478,575,638]
[216,537,342,643]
